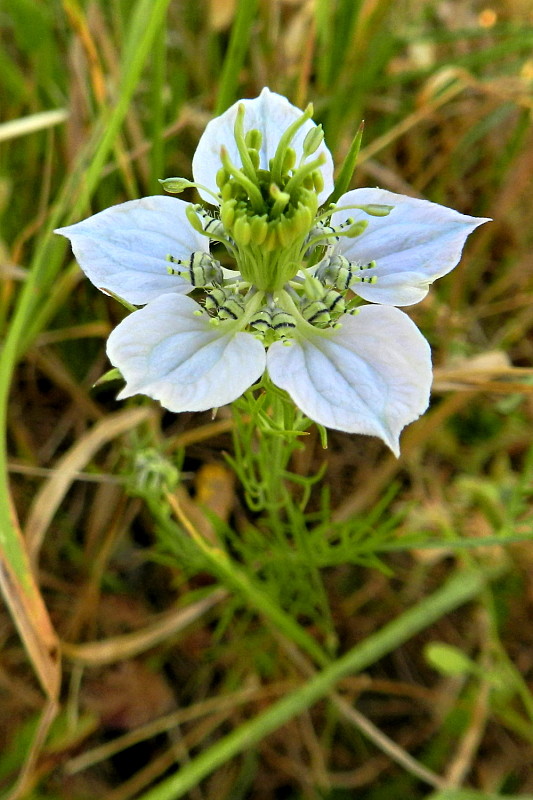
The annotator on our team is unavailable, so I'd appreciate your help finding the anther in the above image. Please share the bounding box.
[166,252,223,287]
[315,255,377,291]
[271,308,296,330]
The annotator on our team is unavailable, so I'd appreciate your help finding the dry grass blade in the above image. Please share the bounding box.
[0,506,61,799]
[433,352,533,392]
[2,697,59,800]
[61,587,228,666]
[332,694,447,790]
[0,497,60,699]
[0,110,69,143]
[24,407,156,564]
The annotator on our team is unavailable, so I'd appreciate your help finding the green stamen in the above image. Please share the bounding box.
[233,104,262,187]
[269,184,291,216]
[270,104,314,188]
[219,147,265,212]
[283,152,326,199]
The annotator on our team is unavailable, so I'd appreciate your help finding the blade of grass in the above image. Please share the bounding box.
[149,21,167,192]
[0,0,173,708]
[0,499,60,699]
[214,0,259,114]
[0,109,69,144]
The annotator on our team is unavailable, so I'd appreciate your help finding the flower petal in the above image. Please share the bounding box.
[107,294,266,412]
[331,188,490,305]
[267,305,432,455]
[192,87,334,204]
[55,196,209,305]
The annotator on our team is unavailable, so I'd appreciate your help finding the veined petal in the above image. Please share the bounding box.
[331,188,490,306]
[107,294,266,412]
[55,196,209,305]
[192,87,334,204]
[267,305,432,456]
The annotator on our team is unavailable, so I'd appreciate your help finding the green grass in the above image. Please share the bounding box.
[1,1,533,798]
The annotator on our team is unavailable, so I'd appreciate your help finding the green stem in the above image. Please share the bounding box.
[270,105,314,188]
[163,493,328,667]
[220,148,264,212]
[136,564,505,800]
[233,104,261,187]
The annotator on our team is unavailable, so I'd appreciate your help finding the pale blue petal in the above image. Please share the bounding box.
[107,294,266,411]
[56,196,208,305]
[331,188,490,305]
[267,306,432,455]
[192,87,334,205]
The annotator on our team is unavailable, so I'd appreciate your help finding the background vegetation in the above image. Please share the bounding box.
[1,0,533,798]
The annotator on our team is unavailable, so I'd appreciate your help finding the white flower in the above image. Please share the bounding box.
[56,88,489,455]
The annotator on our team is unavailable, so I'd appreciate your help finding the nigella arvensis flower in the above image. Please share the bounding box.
[56,88,489,455]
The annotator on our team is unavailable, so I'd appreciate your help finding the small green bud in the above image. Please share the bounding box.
[302,124,324,157]
[158,177,192,193]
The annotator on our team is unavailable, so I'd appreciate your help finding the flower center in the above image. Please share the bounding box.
[162,103,395,344]
[207,103,329,293]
